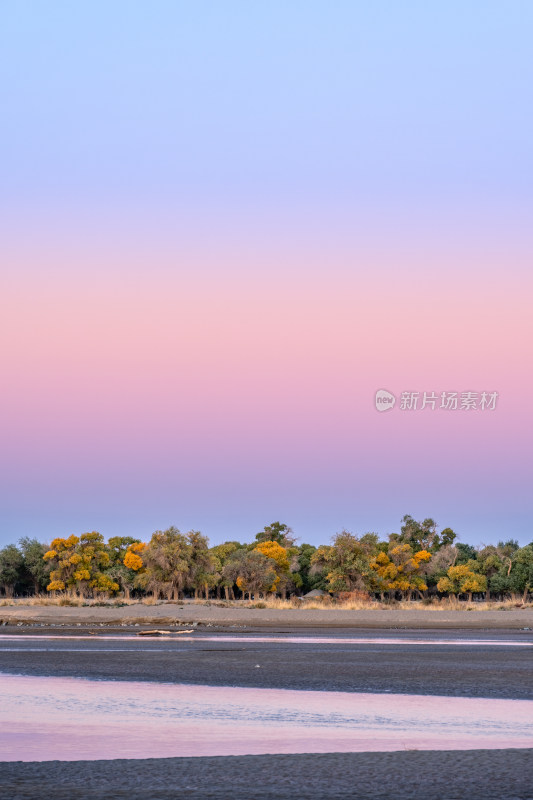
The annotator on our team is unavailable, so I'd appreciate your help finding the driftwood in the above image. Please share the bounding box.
[136,629,194,636]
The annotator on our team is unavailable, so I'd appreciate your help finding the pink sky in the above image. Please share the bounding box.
[0,209,531,546]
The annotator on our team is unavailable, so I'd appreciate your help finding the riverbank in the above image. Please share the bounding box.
[2,750,533,800]
[1,601,533,629]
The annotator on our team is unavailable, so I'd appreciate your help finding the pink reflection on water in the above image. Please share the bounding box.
[1,674,532,762]
[1,634,532,646]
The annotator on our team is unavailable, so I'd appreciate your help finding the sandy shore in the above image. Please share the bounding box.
[1,602,533,629]
[2,750,533,800]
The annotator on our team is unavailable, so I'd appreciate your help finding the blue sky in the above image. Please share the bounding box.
[2,1,532,209]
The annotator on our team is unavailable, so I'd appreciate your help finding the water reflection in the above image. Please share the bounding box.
[1,634,532,646]
[1,674,532,761]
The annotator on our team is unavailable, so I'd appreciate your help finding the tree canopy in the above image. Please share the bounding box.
[0,515,530,604]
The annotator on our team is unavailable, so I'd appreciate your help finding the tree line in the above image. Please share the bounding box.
[0,517,531,603]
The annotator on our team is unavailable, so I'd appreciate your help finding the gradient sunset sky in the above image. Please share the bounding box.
[1,2,532,547]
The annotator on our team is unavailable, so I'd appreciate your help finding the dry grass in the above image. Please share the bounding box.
[0,595,154,608]
[234,596,533,611]
[1,595,531,610]
[222,596,533,611]
[243,597,385,610]
[404,597,533,611]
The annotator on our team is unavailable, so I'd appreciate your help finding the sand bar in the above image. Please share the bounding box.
[1,603,533,630]
[2,751,533,800]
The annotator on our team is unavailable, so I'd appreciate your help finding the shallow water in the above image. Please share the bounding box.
[1,634,532,646]
[1,673,532,761]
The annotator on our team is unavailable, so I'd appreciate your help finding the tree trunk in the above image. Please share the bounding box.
[485,588,490,601]
[468,592,473,602]
[224,585,230,601]
[204,583,209,600]
[124,587,131,601]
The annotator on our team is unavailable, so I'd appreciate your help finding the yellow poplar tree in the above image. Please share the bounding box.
[254,540,290,594]
[437,562,487,601]
[120,542,147,599]
[124,542,146,571]
[369,545,431,600]
[44,535,81,593]
[44,532,118,598]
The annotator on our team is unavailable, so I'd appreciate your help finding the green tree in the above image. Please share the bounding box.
[255,522,296,547]
[477,546,505,601]
[210,541,244,600]
[455,543,478,564]
[293,543,324,594]
[0,544,24,598]
[477,541,520,600]
[19,537,51,594]
[490,545,533,602]
[222,549,277,600]
[508,545,533,602]
[391,515,456,553]
[310,531,379,594]
[140,527,192,601]
[187,531,216,599]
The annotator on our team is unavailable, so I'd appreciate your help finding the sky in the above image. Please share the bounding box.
[1,2,532,548]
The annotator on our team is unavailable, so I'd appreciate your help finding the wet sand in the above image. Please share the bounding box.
[2,750,533,800]
[1,628,532,699]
